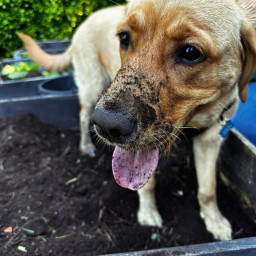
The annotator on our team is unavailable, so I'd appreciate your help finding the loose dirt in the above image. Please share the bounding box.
[0,114,255,256]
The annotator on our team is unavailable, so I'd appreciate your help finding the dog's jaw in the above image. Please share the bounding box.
[112,147,159,190]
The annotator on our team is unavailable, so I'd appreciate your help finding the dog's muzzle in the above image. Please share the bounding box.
[91,106,160,191]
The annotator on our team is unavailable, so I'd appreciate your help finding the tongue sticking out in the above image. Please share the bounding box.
[112,147,159,191]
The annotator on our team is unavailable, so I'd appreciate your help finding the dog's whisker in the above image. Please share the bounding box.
[170,132,181,142]
[172,126,186,142]
[216,100,233,114]
[107,0,121,6]
[152,134,165,149]
[175,126,200,130]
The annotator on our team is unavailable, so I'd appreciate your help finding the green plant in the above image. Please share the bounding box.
[1,62,39,79]
[1,61,73,80]
[0,0,126,59]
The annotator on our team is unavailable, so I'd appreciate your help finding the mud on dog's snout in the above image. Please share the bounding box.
[91,107,137,144]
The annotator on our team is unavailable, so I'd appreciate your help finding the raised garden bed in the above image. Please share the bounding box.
[0,77,256,255]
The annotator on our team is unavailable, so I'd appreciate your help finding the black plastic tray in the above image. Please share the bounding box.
[0,75,79,128]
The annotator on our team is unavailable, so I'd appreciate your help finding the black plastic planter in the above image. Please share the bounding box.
[101,238,256,256]
[218,129,256,224]
[101,237,256,255]
[0,74,79,128]
[13,39,71,61]
[38,75,78,95]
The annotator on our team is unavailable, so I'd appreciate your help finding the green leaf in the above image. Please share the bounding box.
[42,71,59,76]
[1,64,17,75]
[7,71,28,80]
[25,62,39,72]
[12,62,23,70]
[23,52,30,57]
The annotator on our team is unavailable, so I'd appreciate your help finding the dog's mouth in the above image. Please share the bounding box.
[91,106,178,191]
[112,147,159,191]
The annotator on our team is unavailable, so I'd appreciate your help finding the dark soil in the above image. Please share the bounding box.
[0,114,255,256]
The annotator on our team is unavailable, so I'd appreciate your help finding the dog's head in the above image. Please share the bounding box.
[92,0,256,190]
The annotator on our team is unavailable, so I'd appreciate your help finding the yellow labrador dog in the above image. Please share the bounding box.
[91,0,256,241]
[19,0,256,241]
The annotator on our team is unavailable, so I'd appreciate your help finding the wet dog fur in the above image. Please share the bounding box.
[18,0,256,241]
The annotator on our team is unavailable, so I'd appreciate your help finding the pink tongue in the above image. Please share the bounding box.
[112,147,159,191]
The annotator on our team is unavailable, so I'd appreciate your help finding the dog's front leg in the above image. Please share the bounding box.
[79,104,96,157]
[137,174,163,227]
[193,123,232,241]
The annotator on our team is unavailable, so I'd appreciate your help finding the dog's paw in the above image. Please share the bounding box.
[79,143,96,157]
[200,211,232,241]
[138,207,163,228]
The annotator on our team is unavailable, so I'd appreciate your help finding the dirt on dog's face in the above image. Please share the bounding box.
[92,0,256,190]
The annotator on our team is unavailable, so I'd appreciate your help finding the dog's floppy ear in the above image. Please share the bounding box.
[237,1,256,102]
[239,21,256,102]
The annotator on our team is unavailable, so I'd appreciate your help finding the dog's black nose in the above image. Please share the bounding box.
[91,107,137,144]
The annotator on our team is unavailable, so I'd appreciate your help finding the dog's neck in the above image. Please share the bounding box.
[187,98,237,135]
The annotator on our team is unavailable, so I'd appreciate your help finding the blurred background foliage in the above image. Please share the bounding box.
[0,0,126,59]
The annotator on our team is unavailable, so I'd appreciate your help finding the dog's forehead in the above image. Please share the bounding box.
[126,0,242,46]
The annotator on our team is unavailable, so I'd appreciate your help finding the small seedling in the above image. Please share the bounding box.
[61,145,71,158]
[18,246,27,253]
[65,174,81,185]
[55,233,73,239]
[0,159,4,171]
[151,233,158,241]
[22,227,35,235]
[36,235,47,242]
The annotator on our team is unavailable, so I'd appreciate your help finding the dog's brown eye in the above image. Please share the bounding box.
[119,32,130,50]
[176,45,205,65]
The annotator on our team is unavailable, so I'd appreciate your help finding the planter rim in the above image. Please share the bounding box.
[0,74,69,86]
[231,128,256,153]
[101,237,256,256]
[38,75,77,95]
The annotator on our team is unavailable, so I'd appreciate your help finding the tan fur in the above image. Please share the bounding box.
[16,32,72,72]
